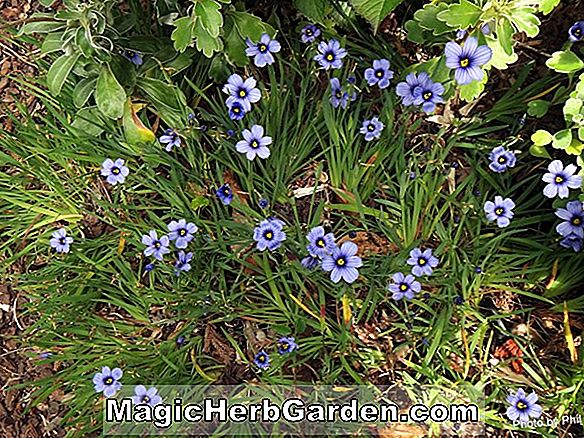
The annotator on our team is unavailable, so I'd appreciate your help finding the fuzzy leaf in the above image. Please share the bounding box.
[46,53,80,96]
[95,65,126,119]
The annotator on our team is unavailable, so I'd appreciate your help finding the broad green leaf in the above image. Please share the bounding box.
[546,50,584,74]
[436,0,482,29]
[73,77,96,108]
[294,0,327,22]
[40,32,65,54]
[527,100,550,118]
[348,0,404,31]
[225,11,275,65]
[413,3,452,35]
[20,20,65,34]
[194,0,223,38]
[497,19,514,56]
[209,55,231,82]
[552,129,573,150]
[224,20,248,66]
[531,129,552,146]
[171,16,195,52]
[564,98,583,119]
[580,127,584,142]
[230,11,275,40]
[95,65,126,119]
[46,53,80,95]
[539,0,561,15]
[486,36,517,70]
[193,17,223,57]
[512,8,540,37]
[123,100,155,145]
[71,107,105,137]
[529,144,551,158]
[566,139,584,156]
[459,73,488,102]
[404,20,430,44]
[137,77,187,127]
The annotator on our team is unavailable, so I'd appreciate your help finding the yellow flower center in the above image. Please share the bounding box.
[251,140,259,148]
[460,58,470,68]
[233,106,240,113]
[179,229,186,236]
[400,284,408,291]
[573,217,582,226]
[112,167,120,174]
[495,208,504,215]
[326,53,334,61]
[498,156,506,163]
[555,176,564,184]
[265,231,273,240]
[142,396,150,403]
[239,90,247,98]
[423,91,432,100]
[418,258,426,265]
[516,401,527,410]
[259,44,267,52]
[317,239,325,247]
[336,258,345,266]
[376,70,383,78]
[104,377,114,385]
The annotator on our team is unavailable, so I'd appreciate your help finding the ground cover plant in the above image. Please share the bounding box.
[1,0,584,436]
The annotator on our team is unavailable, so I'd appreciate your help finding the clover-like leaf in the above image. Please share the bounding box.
[531,130,552,146]
[546,50,584,74]
[436,0,482,29]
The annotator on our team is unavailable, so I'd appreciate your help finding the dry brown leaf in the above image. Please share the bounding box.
[377,423,426,438]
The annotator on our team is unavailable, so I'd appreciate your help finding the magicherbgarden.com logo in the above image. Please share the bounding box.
[505,388,582,429]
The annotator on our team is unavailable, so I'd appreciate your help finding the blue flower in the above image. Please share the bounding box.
[413,78,444,113]
[388,272,421,300]
[488,146,517,173]
[364,59,394,89]
[253,218,286,252]
[569,21,584,42]
[396,72,430,106]
[123,51,143,66]
[246,33,281,67]
[407,248,439,277]
[306,226,336,258]
[259,198,269,209]
[222,74,261,112]
[314,39,347,70]
[175,251,193,276]
[142,230,170,261]
[322,241,362,284]
[253,350,270,369]
[226,129,235,138]
[100,158,129,185]
[236,125,272,161]
[132,385,162,406]
[542,160,582,199]
[506,389,542,423]
[216,184,234,205]
[301,24,320,43]
[226,99,246,120]
[445,37,492,85]
[301,254,320,270]
[144,263,155,273]
[556,200,584,238]
[159,129,181,152]
[277,336,298,355]
[92,366,122,398]
[50,228,73,253]
[560,233,583,252]
[329,78,351,109]
[484,196,515,228]
[167,219,198,249]
[360,117,384,141]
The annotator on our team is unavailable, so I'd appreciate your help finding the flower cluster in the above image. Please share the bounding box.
[92,366,162,406]
[223,73,262,121]
[301,227,363,284]
[253,336,299,370]
[396,72,444,114]
[142,219,198,274]
[389,248,439,301]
